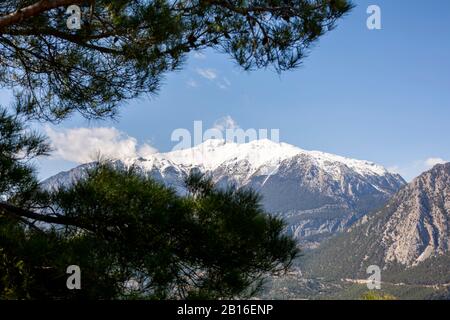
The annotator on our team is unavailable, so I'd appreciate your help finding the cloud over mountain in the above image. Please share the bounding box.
[45,126,158,164]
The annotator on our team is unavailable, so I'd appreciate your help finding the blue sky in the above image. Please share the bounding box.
[1,0,450,181]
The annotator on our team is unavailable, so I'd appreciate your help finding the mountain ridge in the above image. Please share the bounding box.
[300,162,450,284]
[42,139,406,247]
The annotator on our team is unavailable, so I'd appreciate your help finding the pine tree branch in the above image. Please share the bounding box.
[4,27,123,54]
[0,201,87,230]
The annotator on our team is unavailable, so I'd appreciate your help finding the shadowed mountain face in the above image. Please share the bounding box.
[302,163,450,284]
[42,139,406,247]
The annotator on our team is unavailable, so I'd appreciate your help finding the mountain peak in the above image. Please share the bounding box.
[134,139,394,180]
[42,139,406,246]
[307,160,450,281]
[153,138,301,172]
[417,162,450,181]
[374,162,450,266]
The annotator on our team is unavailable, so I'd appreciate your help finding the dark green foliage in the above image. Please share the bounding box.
[0,0,351,300]
[0,0,352,121]
[360,291,396,300]
[0,108,298,299]
[0,219,119,299]
[1,165,299,299]
[0,107,49,200]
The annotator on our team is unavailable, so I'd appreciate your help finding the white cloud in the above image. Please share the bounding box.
[196,68,217,81]
[194,69,231,89]
[388,157,448,181]
[387,166,402,175]
[425,157,447,168]
[217,77,231,90]
[186,79,198,88]
[137,144,159,158]
[45,126,158,164]
[213,116,240,132]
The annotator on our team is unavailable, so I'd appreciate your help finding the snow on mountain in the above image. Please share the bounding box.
[42,139,406,247]
[134,139,391,179]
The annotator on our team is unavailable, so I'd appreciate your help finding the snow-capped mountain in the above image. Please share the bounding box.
[42,139,406,246]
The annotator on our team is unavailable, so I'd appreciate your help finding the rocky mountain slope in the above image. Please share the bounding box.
[42,139,406,246]
[301,163,450,284]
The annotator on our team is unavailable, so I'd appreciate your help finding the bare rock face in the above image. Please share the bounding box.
[41,139,405,246]
[381,163,450,266]
[302,163,450,284]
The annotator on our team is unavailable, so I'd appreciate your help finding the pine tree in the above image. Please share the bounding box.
[0,0,352,121]
[1,160,299,299]
[0,0,353,299]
